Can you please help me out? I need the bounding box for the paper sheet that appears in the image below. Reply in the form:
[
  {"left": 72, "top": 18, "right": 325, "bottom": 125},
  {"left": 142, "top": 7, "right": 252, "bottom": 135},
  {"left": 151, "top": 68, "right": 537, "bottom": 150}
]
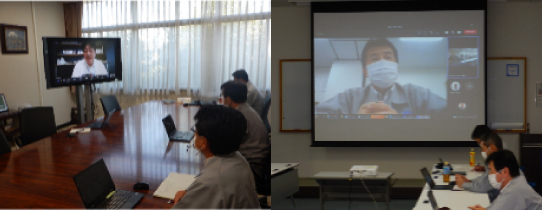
[
  {"left": 70, "top": 128, "right": 91, "bottom": 134},
  {"left": 452, "top": 185, "right": 465, "bottom": 191},
  {"left": 153, "top": 172, "right": 196, "bottom": 200}
]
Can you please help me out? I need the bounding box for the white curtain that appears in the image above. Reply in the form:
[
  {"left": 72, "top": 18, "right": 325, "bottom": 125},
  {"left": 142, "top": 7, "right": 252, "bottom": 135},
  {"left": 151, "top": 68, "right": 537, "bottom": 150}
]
[{"left": 82, "top": 0, "right": 271, "bottom": 98}]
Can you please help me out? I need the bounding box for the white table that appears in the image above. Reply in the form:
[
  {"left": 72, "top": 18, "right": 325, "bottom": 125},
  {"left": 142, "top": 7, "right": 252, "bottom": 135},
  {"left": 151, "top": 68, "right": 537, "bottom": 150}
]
[
  {"left": 271, "top": 163, "right": 300, "bottom": 209},
  {"left": 413, "top": 164, "right": 490, "bottom": 210},
  {"left": 311, "top": 171, "right": 394, "bottom": 210}
]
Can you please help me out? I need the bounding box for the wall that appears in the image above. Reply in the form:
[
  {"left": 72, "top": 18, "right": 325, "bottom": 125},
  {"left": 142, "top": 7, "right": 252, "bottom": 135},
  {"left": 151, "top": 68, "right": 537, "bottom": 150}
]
[
  {"left": 0, "top": 2, "right": 74, "bottom": 125},
  {"left": 271, "top": 3, "right": 539, "bottom": 179}
]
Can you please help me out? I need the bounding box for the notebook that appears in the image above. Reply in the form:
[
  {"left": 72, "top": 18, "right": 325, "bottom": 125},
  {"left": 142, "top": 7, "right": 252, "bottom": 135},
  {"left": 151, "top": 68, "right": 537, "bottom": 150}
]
[
  {"left": 162, "top": 114, "right": 194, "bottom": 142},
  {"left": 421, "top": 167, "right": 454, "bottom": 190},
  {"left": 153, "top": 172, "right": 196, "bottom": 200}
]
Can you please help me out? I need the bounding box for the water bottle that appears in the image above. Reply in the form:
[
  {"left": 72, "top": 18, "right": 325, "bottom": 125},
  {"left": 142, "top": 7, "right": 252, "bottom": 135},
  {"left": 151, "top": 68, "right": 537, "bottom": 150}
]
[{"left": 443, "top": 162, "right": 450, "bottom": 183}]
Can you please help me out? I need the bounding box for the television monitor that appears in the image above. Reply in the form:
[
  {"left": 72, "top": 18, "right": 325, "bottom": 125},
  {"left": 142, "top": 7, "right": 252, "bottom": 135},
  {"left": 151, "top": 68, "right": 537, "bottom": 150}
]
[
  {"left": 42, "top": 37, "right": 122, "bottom": 89},
  {"left": 311, "top": 1, "right": 486, "bottom": 147}
]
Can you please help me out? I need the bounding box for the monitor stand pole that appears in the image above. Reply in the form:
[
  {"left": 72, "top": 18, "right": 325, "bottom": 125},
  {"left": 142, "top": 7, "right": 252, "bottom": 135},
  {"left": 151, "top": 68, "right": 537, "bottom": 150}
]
[{"left": 75, "top": 85, "right": 94, "bottom": 124}]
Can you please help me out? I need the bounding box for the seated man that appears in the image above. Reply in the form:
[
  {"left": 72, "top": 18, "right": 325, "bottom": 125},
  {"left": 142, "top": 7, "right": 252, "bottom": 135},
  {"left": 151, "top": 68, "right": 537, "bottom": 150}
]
[
  {"left": 456, "top": 132, "right": 509, "bottom": 201},
  {"left": 468, "top": 150, "right": 542, "bottom": 210},
  {"left": 172, "top": 105, "right": 260, "bottom": 209},
  {"left": 233, "top": 69, "right": 265, "bottom": 115},
  {"left": 470, "top": 125, "right": 492, "bottom": 171},
  {"left": 315, "top": 38, "right": 446, "bottom": 115},
  {"left": 71, "top": 41, "right": 108, "bottom": 78},
  {"left": 221, "top": 81, "right": 270, "bottom": 189}
]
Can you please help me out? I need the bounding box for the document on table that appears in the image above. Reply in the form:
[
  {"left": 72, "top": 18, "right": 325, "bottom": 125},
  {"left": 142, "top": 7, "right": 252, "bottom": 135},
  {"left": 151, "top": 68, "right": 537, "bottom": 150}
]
[
  {"left": 70, "top": 127, "right": 91, "bottom": 134},
  {"left": 153, "top": 172, "right": 196, "bottom": 200}
]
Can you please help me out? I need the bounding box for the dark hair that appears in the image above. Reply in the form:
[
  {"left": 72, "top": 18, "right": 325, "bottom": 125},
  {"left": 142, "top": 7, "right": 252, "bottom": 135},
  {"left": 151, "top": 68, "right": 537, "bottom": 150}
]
[
  {"left": 482, "top": 132, "right": 503, "bottom": 151},
  {"left": 232, "top": 69, "right": 249, "bottom": 82},
  {"left": 485, "top": 150, "right": 520, "bottom": 177},
  {"left": 361, "top": 38, "right": 399, "bottom": 68},
  {"left": 221, "top": 81, "right": 248, "bottom": 103},
  {"left": 81, "top": 41, "right": 96, "bottom": 51},
  {"left": 194, "top": 105, "right": 247, "bottom": 155},
  {"left": 471, "top": 125, "right": 491, "bottom": 140}
]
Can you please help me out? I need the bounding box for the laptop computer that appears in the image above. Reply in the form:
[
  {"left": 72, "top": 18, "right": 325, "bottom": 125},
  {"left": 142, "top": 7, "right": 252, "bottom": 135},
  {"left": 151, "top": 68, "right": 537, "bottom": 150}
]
[
  {"left": 162, "top": 114, "right": 194, "bottom": 142},
  {"left": 421, "top": 167, "right": 454, "bottom": 190},
  {"left": 87, "top": 109, "right": 116, "bottom": 129},
  {"left": 73, "top": 159, "right": 143, "bottom": 209},
  {"left": 427, "top": 191, "right": 440, "bottom": 210}
]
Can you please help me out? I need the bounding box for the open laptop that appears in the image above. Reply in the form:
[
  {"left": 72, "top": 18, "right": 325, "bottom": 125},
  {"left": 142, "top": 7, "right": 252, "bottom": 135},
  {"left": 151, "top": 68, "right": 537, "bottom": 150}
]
[
  {"left": 73, "top": 159, "right": 143, "bottom": 209},
  {"left": 421, "top": 167, "right": 454, "bottom": 190},
  {"left": 162, "top": 114, "right": 194, "bottom": 142},
  {"left": 87, "top": 109, "right": 116, "bottom": 129},
  {"left": 427, "top": 191, "right": 440, "bottom": 210}
]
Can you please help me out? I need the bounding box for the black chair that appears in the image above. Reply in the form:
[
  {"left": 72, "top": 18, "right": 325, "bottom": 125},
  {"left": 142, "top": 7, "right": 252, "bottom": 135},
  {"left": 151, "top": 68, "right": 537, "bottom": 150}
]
[
  {"left": 0, "top": 130, "right": 11, "bottom": 156},
  {"left": 20, "top": 107, "right": 57, "bottom": 147},
  {"left": 260, "top": 92, "right": 271, "bottom": 133},
  {"left": 100, "top": 95, "right": 121, "bottom": 114}
]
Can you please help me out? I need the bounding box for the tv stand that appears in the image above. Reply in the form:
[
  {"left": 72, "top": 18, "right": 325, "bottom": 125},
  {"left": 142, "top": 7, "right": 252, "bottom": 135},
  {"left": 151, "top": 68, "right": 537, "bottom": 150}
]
[{"left": 75, "top": 84, "right": 94, "bottom": 124}]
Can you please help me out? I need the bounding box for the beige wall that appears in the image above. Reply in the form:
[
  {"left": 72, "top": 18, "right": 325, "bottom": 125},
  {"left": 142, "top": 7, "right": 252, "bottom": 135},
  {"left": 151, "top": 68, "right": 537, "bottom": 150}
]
[
  {"left": 0, "top": 2, "right": 74, "bottom": 125},
  {"left": 271, "top": 3, "right": 541, "bottom": 178}
]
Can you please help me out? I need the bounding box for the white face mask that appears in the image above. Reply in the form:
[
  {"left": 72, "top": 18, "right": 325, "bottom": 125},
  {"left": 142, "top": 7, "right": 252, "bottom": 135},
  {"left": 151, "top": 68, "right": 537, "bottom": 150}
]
[
  {"left": 366, "top": 60, "right": 399, "bottom": 89},
  {"left": 489, "top": 170, "right": 504, "bottom": 190},
  {"left": 481, "top": 152, "right": 487, "bottom": 160}
]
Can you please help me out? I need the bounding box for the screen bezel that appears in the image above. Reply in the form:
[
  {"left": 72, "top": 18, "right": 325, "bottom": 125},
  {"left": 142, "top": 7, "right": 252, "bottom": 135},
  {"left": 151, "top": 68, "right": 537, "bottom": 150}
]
[
  {"left": 310, "top": 1, "right": 486, "bottom": 147},
  {"left": 42, "top": 37, "right": 123, "bottom": 89}
]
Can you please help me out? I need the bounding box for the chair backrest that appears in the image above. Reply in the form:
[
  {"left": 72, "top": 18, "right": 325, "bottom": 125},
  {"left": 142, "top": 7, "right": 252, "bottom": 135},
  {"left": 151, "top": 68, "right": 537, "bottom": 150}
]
[
  {"left": 20, "top": 107, "right": 57, "bottom": 146},
  {"left": 100, "top": 95, "right": 121, "bottom": 114},
  {"left": 260, "top": 92, "right": 271, "bottom": 133},
  {"left": 256, "top": 144, "right": 271, "bottom": 196},
  {"left": 0, "top": 130, "right": 11, "bottom": 156}
]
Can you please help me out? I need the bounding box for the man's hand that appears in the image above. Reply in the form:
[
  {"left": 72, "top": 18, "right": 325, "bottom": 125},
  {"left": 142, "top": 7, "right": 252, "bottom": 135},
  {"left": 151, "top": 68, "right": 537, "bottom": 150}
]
[
  {"left": 173, "top": 190, "right": 187, "bottom": 204},
  {"left": 357, "top": 102, "right": 398, "bottom": 114},
  {"left": 454, "top": 174, "right": 471, "bottom": 188},
  {"left": 468, "top": 204, "right": 486, "bottom": 210}
]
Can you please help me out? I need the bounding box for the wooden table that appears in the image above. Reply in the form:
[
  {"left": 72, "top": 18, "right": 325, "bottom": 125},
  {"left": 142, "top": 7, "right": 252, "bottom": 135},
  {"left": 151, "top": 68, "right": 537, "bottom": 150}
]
[{"left": 0, "top": 101, "right": 203, "bottom": 208}]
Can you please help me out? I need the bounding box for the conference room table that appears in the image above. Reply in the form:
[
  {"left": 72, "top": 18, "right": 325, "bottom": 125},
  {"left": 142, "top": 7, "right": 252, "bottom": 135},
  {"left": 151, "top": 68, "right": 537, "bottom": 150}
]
[
  {"left": 0, "top": 101, "right": 202, "bottom": 208},
  {"left": 412, "top": 164, "right": 491, "bottom": 210}
]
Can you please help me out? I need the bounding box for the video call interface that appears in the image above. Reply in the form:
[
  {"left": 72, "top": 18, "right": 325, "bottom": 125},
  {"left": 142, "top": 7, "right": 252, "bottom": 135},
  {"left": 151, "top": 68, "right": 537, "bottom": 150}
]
[
  {"left": 50, "top": 40, "right": 117, "bottom": 84},
  {"left": 313, "top": 10, "right": 486, "bottom": 142}
]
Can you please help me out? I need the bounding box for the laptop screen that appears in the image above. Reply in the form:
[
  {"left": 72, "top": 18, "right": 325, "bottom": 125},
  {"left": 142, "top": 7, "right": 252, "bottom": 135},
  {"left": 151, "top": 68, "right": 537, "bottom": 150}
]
[
  {"left": 427, "top": 191, "right": 439, "bottom": 210},
  {"left": 73, "top": 159, "right": 116, "bottom": 208},
  {"left": 162, "top": 115, "right": 177, "bottom": 135},
  {"left": 421, "top": 167, "right": 436, "bottom": 188}
]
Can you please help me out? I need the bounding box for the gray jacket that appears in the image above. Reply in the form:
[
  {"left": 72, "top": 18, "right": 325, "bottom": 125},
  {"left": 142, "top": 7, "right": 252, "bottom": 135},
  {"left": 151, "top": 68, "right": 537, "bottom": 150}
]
[
  {"left": 487, "top": 175, "right": 542, "bottom": 210},
  {"left": 172, "top": 152, "right": 260, "bottom": 209},
  {"left": 246, "top": 81, "right": 264, "bottom": 115},
  {"left": 315, "top": 83, "right": 446, "bottom": 115},
  {"left": 237, "top": 103, "right": 270, "bottom": 167}
]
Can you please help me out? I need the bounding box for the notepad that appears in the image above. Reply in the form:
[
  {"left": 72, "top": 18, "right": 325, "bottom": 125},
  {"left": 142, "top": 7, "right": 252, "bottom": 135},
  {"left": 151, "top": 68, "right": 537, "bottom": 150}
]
[
  {"left": 452, "top": 185, "right": 465, "bottom": 191},
  {"left": 153, "top": 172, "right": 196, "bottom": 200},
  {"left": 69, "top": 127, "right": 91, "bottom": 134}
]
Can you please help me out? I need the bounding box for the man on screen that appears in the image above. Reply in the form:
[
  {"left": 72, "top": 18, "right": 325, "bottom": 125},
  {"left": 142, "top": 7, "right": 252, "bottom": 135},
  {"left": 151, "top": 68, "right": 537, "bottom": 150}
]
[
  {"left": 315, "top": 38, "right": 446, "bottom": 115},
  {"left": 71, "top": 42, "right": 108, "bottom": 78}
]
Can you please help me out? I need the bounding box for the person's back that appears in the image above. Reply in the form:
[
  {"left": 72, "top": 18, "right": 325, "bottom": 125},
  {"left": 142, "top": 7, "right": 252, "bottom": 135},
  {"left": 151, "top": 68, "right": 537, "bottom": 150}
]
[
  {"left": 237, "top": 102, "right": 270, "bottom": 165},
  {"left": 246, "top": 81, "right": 264, "bottom": 114},
  {"left": 172, "top": 152, "right": 260, "bottom": 209}
]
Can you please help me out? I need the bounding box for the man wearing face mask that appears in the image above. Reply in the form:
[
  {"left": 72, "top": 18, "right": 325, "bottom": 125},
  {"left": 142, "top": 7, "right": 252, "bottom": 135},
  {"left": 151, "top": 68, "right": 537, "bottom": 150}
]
[
  {"left": 172, "top": 105, "right": 260, "bottom": 209},
  {"left": 456, "top": 133, "right": 505, "bottom": 197},
  {"left": 471, "top": 125, "right": 492, "bottom": 171},
  {"left": 468, "top": 150, "right": 542, "bottom": 210},
  {"left": 315, "top": 38, "right": 446, "bottom": 115}
]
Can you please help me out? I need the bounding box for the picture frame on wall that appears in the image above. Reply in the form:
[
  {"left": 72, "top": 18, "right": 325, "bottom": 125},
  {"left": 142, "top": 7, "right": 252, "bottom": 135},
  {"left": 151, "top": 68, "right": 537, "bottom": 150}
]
[
  {"left": 0, "top": 94, "right": 8, "bottom": 113},
  {"left": 0, "top": 24, "right": 29, "bottom": 54}
]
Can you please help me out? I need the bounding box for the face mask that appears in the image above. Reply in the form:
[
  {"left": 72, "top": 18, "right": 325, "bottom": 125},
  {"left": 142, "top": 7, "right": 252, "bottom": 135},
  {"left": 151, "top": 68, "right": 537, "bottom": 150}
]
[
  {"left": 489, "top": 170, "right": 504, "bottom": 190},
  {"left": 366, "top": 60, "right": 399, "bottom": 89},
  {"left": 481, "top": 152, "right": 487, "bottom": 160}
]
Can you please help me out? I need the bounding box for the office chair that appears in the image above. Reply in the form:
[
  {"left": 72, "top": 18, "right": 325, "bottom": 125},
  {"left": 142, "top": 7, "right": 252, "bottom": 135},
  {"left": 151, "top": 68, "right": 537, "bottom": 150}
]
[
  {"left": 100, "top": 95, "right": 121, "bottom": 114},
  {"left": 0, "top": 130, "right": 11, "bottom": 156},
  {"left": 20, "top": 107, "right": 57, "bottom": 147},
  {"left": 260, "top": 92, "right": 271, "bottom": 133}
]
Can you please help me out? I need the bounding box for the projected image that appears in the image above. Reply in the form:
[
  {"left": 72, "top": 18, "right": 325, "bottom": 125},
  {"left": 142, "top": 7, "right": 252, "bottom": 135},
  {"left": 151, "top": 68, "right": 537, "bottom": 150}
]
[
  {"left": 314, "top": 37, "right": 448, "bottom": 116},
  {"left": 448, "top": 37, "right": 479, "bottom": 78}
]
